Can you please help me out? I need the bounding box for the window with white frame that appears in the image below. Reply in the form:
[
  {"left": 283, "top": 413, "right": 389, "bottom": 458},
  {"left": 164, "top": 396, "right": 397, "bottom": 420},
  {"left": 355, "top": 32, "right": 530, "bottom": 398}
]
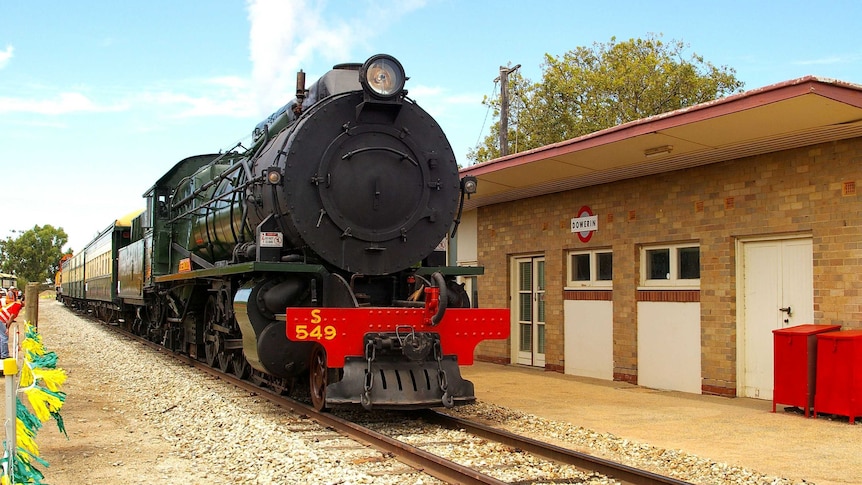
[
  {"left": 640, "top": 243, "right": 700, "bottom": 287},
  {"left": 566, "top": 249, "right": 613, "bottom": 288}
]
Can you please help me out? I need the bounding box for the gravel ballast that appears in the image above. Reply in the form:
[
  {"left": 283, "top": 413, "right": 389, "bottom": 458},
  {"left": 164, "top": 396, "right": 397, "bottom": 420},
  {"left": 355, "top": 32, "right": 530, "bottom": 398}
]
[{"left": 6, "top": 299, "right": 825, "bottom": 484}]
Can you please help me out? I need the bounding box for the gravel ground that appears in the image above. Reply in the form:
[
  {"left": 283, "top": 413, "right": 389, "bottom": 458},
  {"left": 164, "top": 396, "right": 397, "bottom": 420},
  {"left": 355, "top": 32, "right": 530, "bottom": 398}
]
[{"left": 4, "top": 298, "right": 814, "bottom": 484}]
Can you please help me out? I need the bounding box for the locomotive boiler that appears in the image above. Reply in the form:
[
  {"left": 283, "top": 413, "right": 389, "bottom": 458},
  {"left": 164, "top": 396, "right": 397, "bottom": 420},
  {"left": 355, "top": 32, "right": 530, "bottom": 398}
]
[{"left": 63, "top": 54, "right": 509, "bottom": 410}]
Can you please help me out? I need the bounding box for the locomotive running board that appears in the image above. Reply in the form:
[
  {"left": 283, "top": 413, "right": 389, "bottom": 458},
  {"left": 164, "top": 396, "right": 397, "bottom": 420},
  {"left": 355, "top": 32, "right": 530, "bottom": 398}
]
[{"left": 155, "top": 261, "right": 327, "bottom": 283}]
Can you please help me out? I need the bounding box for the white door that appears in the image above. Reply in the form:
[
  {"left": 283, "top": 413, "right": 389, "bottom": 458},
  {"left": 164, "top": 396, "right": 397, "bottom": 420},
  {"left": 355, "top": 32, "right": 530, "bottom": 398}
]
[
  {"left": 740, "top": 237, "right": 813, "bottom": 399},
  {"left": 513, "top": 256, "right": 545, "bottom": 367}
]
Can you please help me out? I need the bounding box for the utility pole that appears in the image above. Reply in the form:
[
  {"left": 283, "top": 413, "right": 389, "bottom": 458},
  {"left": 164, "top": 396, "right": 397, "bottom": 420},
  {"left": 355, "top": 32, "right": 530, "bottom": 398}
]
[{"left": 497, "top": 64, "right": 520, "bottom": 157}]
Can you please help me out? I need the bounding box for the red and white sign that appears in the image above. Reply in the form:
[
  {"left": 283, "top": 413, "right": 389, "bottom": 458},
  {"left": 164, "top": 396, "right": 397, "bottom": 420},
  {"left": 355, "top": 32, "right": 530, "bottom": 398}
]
[
  {"left": 259, "top": 232, "right": 283, "bottom": 248},
  {"left": 571, "top": 206, "right": 598, "bottom": 243}
]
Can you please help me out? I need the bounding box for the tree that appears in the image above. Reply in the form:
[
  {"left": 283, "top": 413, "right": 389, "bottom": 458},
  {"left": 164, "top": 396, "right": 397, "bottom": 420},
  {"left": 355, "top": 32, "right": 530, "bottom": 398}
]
[
  {"left": 0, "top": 225, "right": 69, "bottom": 285},
  {"left": 468, "top": 34, "right": 745, "bottom": 163}
]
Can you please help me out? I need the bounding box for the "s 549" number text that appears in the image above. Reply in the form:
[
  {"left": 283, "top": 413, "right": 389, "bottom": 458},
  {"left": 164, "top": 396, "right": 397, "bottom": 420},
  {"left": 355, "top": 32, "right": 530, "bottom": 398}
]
[{"left": 294, "top": 324, "right": 336, "bottom": 341}]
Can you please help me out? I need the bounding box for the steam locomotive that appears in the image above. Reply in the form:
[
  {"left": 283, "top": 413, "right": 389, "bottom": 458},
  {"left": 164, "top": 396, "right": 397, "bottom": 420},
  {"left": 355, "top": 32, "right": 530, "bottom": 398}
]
[{"left": 59, "top": 54, "right": 509, "bottom": 410}]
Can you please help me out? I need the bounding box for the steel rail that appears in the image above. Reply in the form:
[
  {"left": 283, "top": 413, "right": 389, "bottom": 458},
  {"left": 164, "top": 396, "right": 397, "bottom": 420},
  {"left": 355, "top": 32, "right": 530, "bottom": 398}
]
[
  {"left": 114, "top": 326, "right": 691, "bottom": 485},
  {"left": 421, "top": 410, "right": 693, "bottom": 485},
  {"left": 124, "top": 333, "right": 508, "bottom": 485}
]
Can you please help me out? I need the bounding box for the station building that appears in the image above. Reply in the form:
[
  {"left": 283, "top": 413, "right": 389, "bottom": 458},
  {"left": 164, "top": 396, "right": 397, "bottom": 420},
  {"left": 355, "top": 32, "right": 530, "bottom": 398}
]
[{"left": 457, "top": 76, "right": 862, "bottom": 400}]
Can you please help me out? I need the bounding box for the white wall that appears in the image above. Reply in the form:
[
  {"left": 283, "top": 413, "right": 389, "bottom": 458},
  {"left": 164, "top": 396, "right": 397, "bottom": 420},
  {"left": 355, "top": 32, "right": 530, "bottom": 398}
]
[
  {"left": 455, "top": 210, "right": 478, "bottom": 266},
  {"left": 637, "top": 301, "right": 701, "bottom": 393},
  {"left": 564, "top": 300, "right": 614, "bottom": 380}
]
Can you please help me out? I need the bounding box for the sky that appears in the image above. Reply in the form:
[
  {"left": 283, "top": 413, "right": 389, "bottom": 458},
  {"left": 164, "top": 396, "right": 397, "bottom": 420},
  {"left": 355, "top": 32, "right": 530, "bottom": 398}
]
[{"left": 2, "top": 0, "right": 862, "bottom": 254}]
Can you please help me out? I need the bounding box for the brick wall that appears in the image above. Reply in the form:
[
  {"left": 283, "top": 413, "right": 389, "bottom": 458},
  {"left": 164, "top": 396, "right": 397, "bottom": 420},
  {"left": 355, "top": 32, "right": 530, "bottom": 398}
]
[{"left": 474, "top": 137, "right": 862, "bottom": 392}]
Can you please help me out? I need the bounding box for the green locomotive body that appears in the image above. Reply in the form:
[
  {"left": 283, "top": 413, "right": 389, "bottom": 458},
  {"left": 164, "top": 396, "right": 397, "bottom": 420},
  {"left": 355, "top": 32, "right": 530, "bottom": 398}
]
[{"left": 59, "top": 55, "right": 509, "bottom": 410}]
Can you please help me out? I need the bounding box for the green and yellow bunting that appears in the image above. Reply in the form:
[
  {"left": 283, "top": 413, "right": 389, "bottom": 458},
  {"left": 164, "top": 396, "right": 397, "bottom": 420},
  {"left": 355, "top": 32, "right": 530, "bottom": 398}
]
[{"left": 2, "top": 322, "right": 67, "bottom": 484}]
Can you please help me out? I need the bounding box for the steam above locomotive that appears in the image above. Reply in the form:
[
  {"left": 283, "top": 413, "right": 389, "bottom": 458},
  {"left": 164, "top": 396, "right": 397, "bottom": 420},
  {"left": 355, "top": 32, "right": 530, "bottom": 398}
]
[{"left": 60, "top": 54, "right": 508, "bottom": 410}]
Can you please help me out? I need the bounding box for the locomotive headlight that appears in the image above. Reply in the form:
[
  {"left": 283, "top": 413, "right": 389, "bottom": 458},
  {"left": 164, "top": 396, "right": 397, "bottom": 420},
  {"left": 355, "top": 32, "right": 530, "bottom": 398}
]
[
  {"left": 266, "top": 167, "right": 282, "bottom": 185},
  {"left": 360, "top": 54, "right": 405, "bottom": 99},
  {"left": 461, "top": 176, "right": 478, "bottom": 195}
]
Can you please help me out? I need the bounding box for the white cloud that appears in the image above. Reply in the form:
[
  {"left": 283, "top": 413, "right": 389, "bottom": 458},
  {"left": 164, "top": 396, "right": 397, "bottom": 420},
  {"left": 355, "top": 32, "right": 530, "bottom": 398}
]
[
  {"left": 407, "top": 84, "right": 485, "bottom": 119},
  {"left": 408, "top": 85, "right": 444, "bottom": 98},
  {"left": 1, "top": 0, "right": 432, "bottom": 121},
  {"left": 246, "top": 0, "right": 351, "bottom": 114},
  {"left": 0, "top": 91, "right": 126, "bottom": 115},
  {"left": 793, "top": 54, "right": 862, "bottom": 66},
  {"left": 245, "top": 0, "right": 426, "bottom": 115},
  {"left": 136, "top": 75, "right": 258, "bottom": 118},
  {"left": 0, "top": 45, "right": 13, "bottom": 69},
  {"left": 444, "top": 93, "right": 485, "bottom": 105},
  {"left": 206, "top": 76, "right": 250, "bottom": 90},
  {"left": 139, "top": 91, "right": 256, "bottom": 119},
  {"left": 0, "top": 74, "right": 258, "bottom": 119}
]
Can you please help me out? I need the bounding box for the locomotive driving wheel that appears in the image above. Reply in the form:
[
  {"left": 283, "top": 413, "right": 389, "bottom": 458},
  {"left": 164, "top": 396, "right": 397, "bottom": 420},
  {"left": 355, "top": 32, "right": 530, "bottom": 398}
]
[
  {"left": 269, "top": 377, "right": 294, "bottom": 396},
  {"left": 309, "top": 345, "right": 328, "bottom": 411},
  {"left": 144, "top": 296, "right": 165, "bottom": 343},
  {"left": 203, "top": 297, "right": 220, "bottom": 367},
  {"left": 231, "top": 353, "right": 251, "bottom": 379},
  {"left": 216, "top": 351, "right": 232, "bottom": 373},
  {"left": 131, "top": 308, "right": 144, "bottom": 337},
  {"left": 144, "top": 296, "right": 163, "bottom": 329}
]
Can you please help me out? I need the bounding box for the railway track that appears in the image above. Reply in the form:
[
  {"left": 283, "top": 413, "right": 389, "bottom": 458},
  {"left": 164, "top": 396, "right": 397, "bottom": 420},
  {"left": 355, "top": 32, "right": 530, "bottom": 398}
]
[
  {"left": 113, "top": 323, "right": 690, "bottom": 485},
  {"left": 418, "top": 410, "right": 691, "bottom": 485}
]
